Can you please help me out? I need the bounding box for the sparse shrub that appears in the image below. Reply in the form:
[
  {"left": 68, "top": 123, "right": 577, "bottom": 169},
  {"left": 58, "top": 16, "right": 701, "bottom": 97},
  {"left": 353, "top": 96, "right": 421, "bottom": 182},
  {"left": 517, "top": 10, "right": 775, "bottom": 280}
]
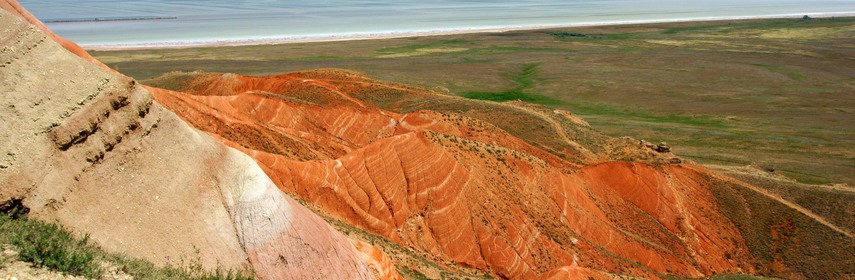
[
  {"left": 1, "top": 215, "right": 103, "bottom": 278},
  {"left": 397, "top": 265, "right": 430, "bottom": 280},
  {"left": 549, "top": 32, "right": 588, "bottom": 39}
]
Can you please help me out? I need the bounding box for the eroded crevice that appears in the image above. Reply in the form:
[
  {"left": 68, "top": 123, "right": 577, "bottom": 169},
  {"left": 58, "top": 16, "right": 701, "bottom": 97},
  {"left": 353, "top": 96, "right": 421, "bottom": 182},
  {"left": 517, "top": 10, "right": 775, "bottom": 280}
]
[
  {"left": 55, "top": 122, "right": 98, "bottom": 151},
  {"left": 111, "top": 95, "right": 129, "bottom": 110},
  {"left": 0, "top": 197, "right": 30, "bottom": 219}
]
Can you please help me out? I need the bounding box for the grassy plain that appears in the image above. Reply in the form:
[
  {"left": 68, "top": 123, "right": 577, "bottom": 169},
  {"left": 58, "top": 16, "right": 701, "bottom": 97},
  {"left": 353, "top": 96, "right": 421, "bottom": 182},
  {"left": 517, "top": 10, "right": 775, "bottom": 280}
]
[{"left": 92, "top": 17, "right": 855, "bottom": 185}]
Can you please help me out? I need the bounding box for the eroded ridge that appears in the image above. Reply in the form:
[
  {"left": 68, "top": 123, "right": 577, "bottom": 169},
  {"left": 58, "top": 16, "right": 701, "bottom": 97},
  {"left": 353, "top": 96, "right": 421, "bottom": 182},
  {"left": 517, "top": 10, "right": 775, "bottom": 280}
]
[{"left": 150, "top": 70, "right": 765, "bottom": 279}]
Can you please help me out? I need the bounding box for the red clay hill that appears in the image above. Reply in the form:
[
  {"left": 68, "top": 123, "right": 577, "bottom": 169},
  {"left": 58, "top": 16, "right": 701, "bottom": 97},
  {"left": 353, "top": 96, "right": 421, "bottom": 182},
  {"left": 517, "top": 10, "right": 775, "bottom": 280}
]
[
  {"left": 3, "top": 0, "right": 853, "bottom": 278},
  {"left": 147, "top": 70, "right": 854, "bottom": 279}
]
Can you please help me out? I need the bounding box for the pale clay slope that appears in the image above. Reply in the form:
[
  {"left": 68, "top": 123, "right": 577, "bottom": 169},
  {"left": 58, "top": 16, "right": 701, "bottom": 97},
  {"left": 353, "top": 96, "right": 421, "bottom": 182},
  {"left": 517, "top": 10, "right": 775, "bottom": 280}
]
[{"left": 0, "top": 8, "right": 376, "bottom": 280}]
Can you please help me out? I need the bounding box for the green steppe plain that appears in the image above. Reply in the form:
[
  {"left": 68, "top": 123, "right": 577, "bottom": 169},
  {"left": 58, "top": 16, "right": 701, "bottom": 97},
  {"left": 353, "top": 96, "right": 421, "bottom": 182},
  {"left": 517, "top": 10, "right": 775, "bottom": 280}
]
[{"left": 93, "top": 17, "right": 855, "bottom": 185}]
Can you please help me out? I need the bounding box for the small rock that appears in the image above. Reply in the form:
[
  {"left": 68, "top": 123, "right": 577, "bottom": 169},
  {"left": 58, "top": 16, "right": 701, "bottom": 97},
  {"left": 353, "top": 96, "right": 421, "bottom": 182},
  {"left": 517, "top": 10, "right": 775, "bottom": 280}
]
[
  {"left": 668, "top": 157, "right": 682, "bottom": 164},
  {"left": 655, "top": 142, "right": 671, "bottom": 153},
  {"left": 640, "top": 139, "right": 656, "bottom": 149},
  {"left": 750, "top": 163, "right": 775, "bottom": 173}
]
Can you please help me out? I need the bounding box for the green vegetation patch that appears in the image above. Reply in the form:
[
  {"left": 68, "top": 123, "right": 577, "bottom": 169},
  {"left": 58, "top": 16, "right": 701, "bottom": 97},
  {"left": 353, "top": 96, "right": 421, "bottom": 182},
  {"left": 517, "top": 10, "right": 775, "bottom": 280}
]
[
  {"left": 549, "top": 31, "right": 589, "bottom": 38},
  {"left": 465, "top": 45, "right": 573, "bottom": 54},
  {"left": 1, "top": 215, "right": 103, "bottom": 278},
  {"left": 662, "top": 23, "right": 733, "bottom": 35},
  {"left": 550, "top": 31, "right": 638, "bottom": 41},
  {"left": 663, "top": 16, "right": 855, "bottom": 35},
  {"left": 0, "top": 211, "right": 253, "bottom": 280},
  {"left": 462, "top": 63, "right": 564, "bottom": 105},
  {"left": 750, "top": 64, "right": 806, "bottom": 81},
  {"left": 376, "top": 39, "right": 472, "bottom": 54}
]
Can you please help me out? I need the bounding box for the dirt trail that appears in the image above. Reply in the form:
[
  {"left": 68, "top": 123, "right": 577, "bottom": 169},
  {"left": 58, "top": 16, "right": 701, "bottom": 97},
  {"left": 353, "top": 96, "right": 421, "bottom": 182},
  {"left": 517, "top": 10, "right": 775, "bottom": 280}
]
[
  {"left": 337, "top": 77, "right": 601, "bottom": 161},
  {"left": 312, "top": 77, "right": 598, "bottom": 160},
  {"left": 689, "top": 165, "right": 854, "bottom": 239},
  {"left": 498, "top": 102, "right": 598, "bottom": 160}
]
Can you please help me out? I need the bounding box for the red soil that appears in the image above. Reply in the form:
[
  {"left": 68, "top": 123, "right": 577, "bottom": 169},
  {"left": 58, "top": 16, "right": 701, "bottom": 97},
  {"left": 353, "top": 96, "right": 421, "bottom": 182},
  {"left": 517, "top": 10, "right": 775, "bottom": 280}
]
[{"left": 150, "top": 71, "right": 757, "bottom": 279}]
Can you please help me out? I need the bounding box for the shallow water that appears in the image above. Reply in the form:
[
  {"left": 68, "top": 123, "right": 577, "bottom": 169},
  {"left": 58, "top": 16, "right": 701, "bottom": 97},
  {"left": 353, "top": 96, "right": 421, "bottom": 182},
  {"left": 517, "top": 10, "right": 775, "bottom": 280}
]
[{"left": 18, "top": 0, "right": 855, "bottom": 46}]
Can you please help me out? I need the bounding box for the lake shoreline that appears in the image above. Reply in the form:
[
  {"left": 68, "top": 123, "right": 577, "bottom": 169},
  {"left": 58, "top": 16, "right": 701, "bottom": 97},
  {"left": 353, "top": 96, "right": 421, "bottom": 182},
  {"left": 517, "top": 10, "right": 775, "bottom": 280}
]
[{"left": 83, "top": 11, "right": 854, "bottom": 51}]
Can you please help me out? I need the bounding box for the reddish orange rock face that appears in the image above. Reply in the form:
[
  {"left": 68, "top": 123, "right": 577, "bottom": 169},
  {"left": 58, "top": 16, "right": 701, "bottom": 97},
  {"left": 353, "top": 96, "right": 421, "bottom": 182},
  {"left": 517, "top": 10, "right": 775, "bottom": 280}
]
[{"left": 150, "top": 71, "right": 756, "bottom": 279}]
